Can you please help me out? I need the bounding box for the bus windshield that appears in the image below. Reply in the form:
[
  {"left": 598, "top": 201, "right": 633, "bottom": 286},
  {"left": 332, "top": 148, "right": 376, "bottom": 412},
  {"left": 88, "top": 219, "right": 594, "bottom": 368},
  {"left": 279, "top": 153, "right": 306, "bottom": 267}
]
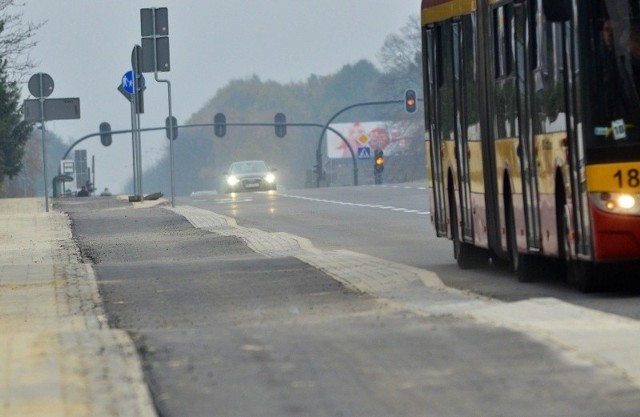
[{"left": 589, "top": 0, "right": 640, "bottom": 146}]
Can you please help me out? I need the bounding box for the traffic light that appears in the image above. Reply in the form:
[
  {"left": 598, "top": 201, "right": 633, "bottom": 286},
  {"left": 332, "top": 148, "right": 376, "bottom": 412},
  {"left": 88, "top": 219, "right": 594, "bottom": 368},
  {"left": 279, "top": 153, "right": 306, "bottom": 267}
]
[
  {"left": 374, "top": 149, "right": 384, "bottom": 173},
  {"left": 274, "top": 112, "right": 286, "bottom": 138},
  {"left": 165, "top": 116, "right": 178, "bottom": 140},
  {"left": 99, "top": 122, "right": 112, "bottom": 146},
  {"left": 404, "top": 89, "right": 417, "bottom": 113},
  {"left": 214, "top": 112, "right": 226, "bottom": 138}
]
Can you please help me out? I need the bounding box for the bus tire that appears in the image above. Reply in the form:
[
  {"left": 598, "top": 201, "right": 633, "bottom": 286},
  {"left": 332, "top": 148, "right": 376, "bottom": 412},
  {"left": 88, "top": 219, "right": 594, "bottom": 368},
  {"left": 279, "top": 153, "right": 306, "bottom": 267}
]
[
  {"left": 517, "top": 254, "right": 539, "bottom": 282},
  {"left": 457, "top": 240, "right": 489, "bottom": 269},
  {"left": 450, "top": 193, "right": 487, "bottom": 269},
  {"left": 506, "top": 198, "right": 537, "bottom": 282},
  {"left": 568, "top": 260, "right": 601, "bottom": 292}
]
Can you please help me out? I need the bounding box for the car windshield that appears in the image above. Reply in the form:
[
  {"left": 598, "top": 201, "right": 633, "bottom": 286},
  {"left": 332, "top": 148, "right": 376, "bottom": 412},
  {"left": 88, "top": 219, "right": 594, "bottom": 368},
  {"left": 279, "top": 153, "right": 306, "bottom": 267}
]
[{"left": 229, "top": 161, "right": 268, "bottom": 175}]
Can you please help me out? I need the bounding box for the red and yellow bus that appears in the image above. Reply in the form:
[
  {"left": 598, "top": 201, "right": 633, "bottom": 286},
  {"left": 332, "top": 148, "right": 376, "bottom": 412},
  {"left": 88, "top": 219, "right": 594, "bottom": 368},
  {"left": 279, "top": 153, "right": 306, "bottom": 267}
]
[{"left": 421, "top": 0, "right": 640, "bottom": 290}]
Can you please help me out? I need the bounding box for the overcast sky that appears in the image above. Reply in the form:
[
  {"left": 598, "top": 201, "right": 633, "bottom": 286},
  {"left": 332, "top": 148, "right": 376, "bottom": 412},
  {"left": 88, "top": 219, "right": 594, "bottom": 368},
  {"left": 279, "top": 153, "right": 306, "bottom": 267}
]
[{"left": 19, "top": 0, "right": 418, "bottom": 194}]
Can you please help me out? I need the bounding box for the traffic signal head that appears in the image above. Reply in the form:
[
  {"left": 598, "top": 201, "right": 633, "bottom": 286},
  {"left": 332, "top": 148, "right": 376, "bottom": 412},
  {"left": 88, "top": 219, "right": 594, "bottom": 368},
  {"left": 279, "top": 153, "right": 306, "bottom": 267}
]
[
  {"left": 99, "top": 122, "right": 112, "bottom": 146},
  {"left": 374, "top": 149, "right": 384, "bottom": 172},
  {"left": 274, "top": 112, "right": 286, "bottom": 138},
  {"left": 214, "top": 112, "right": 226, "bottom": 138},
  {"left": 404, "top": 89, "right": 417, "bottom": 113},
  {"left": 165, "top": 116, "right": 178, "bottom": 140}
]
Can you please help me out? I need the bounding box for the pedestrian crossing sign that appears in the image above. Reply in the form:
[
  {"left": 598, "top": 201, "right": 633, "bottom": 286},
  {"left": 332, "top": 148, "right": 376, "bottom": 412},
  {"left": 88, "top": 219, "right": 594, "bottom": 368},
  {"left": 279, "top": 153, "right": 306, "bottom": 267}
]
[{"left": 358, "top": 146, "right": 371, "bottom": 159}]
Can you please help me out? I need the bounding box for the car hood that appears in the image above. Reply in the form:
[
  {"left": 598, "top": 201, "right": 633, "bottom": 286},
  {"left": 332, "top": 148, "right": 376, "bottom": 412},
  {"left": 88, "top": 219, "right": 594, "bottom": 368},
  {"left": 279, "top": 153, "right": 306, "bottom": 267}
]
[{"left": 231, "top": 172, "right": 269, "bottom": 179}]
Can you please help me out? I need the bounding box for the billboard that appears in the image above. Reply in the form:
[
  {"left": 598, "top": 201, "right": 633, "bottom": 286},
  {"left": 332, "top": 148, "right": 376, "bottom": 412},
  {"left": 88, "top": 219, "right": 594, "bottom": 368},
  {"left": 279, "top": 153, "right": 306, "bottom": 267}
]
[{"left": 326, "top": 121, "right": 410, "bottom": 159}]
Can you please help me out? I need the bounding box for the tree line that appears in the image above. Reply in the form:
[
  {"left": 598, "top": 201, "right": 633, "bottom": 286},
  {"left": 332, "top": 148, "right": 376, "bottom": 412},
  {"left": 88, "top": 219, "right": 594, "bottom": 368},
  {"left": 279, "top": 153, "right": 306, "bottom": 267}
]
[
  {"left": 0, "top": 10, "right": 422, "bottom": 197},
  {"left": 141, "top": 16, "right": 424, "bottom": 195}
]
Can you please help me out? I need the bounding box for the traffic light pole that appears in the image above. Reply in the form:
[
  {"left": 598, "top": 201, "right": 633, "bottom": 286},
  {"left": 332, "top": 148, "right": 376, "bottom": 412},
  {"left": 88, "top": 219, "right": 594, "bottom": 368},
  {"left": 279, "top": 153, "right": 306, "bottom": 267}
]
[
  {"left": 315, "top": 99, "right": 402, "bottom": 188},
  {"left": 156, "top": 77, "right": 175, "bottom": 207},
  {"left": 60, "top": 121, "right": 360, "bottom": 194}
]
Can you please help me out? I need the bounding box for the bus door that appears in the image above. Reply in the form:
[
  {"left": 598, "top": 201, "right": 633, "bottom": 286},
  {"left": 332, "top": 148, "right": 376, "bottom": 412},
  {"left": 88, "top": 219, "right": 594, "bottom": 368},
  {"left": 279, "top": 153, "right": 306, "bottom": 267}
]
[
  {"left": 425, "top": 26, "right": 448, "bottom": 237},
  {"left": 561, "top": 2, "right": 590, "bottom": 257},
  {"left": 453, "top": 20, "right": 474, "bottom": 241},
  {"left": 514, "top": 2, "right": 542, "bottom": 252}
]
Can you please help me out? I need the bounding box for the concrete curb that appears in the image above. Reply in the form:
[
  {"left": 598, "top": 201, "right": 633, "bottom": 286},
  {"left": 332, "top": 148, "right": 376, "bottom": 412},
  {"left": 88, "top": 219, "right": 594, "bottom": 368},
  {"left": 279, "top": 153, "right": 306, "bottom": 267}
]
[
  {"left": 0, "top": 198, "right": 157, "bottom": 417},
  {"left": 168, "top": 204, "right": 640, "bottom": 389}
]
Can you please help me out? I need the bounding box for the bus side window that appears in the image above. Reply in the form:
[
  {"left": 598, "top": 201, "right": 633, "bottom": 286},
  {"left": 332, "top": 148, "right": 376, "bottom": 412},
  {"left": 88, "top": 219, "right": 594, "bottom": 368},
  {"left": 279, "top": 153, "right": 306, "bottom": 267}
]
[
  {"left": 423, "top": 26, "right": 436, "bottom": 139},
  {"left": 542, "top": 0, "right": 571, "bottom": 23},
  {"left": 494, "top": 5, "right": 514, "bottom": 78},
  {"left": 436, "top": 25, "right": 444, "bottom": 89}
]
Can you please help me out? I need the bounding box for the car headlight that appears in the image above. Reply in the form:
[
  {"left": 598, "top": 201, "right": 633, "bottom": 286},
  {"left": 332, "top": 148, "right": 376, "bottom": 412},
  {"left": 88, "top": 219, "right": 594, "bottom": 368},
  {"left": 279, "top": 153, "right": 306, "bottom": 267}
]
[
  {"left": 264, "top": 173, "right": 275, "bottom": 183},
  {"left": 227, "top": 175, "right": 239, "bottom": 186},
  {"left": 590, "top": 192, "right": 640, "bottom": 215}
]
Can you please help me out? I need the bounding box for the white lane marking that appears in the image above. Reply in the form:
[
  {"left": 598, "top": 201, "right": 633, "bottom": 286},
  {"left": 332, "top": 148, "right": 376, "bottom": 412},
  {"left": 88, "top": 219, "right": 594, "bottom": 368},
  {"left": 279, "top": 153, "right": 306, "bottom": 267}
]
[
  {"left": 215, "top": 197, "right": 253, "bottom": 204},
  {"left": 373, "top": 184, "right": 427, "bottom": 191},
  {"left": 278, "top": 193, "right": 430, "bottom": 215}
]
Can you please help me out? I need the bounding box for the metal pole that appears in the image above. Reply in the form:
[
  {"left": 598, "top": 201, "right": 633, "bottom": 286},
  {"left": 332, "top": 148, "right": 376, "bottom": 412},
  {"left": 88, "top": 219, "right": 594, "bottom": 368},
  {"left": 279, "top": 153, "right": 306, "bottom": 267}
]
[
  {"left": 57, "top": 121, "right": 363, "bottom": 192},
  {"left": 40, "top": 120, "right": 48, "bottom": 211},
  {"left": 39, "top": 73, "right": 49, "bottom": 212},
  {"left": 315, "top": 99, "right": 403, "bottom": 187},
  {"left": 136, "top": 107, "right": 143, "bottom": 199},
  {"left": 152, "top": 7, "right": 176, "bottom": 208},
  {"left": 152, "top": 78, "right": 175, "bottom": 207},
  {"left": 167, "top": 81, "right": 176, "bottom": 208},
  {"left": 130, "top": 95, "right": 138, "bottom": 196},
  {"left": 132, "top": 47, "right": 144, "bottom": 201},
  {"left": 92, "top": 155, "right": 95, "bottom": 194}
]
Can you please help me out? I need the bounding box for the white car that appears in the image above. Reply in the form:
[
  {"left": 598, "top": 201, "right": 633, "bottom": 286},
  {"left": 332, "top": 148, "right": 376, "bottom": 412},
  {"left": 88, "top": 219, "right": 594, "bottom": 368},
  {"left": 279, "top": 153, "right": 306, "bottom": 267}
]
[{"left": 224, "top": 160, "right": 277, "bottom": 193}]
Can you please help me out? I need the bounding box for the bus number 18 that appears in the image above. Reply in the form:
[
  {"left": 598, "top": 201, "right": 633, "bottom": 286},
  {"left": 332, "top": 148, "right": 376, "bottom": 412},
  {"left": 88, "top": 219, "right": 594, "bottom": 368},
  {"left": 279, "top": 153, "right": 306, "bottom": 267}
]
[{"left": 614, "top": 169, "right": 640, "bottom": 188}]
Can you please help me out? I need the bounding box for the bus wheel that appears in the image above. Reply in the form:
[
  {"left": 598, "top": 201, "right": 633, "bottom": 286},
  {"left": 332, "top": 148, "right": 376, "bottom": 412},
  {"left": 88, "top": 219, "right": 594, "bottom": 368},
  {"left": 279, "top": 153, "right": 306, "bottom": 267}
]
[
  {"left": 456, "top": 240, "right": 489, "bottom": 269},
  {"left": 568, "top": 260, "right": 601, "bottom": 292},
  {"left": 557, "top": 203, "right": 570, "bottom": 279},
  {"left": 450, "top": 198, "right": 487, "bottom": 269},
  {"left": 506, "top": 200, "right": 537, "bottom": 282}
]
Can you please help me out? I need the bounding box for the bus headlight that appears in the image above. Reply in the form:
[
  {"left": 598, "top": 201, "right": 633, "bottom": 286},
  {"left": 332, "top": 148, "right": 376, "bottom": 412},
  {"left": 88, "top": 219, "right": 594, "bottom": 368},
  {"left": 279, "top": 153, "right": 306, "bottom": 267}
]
[
  {"left": 226, "top": 175, "right": 240, "bottom": 186},
  {"left": 264, "top": 172, "right": 276, "bottom": 184},
  {"left": 591, "top": 192, "right": 640, "bottom": 214}
]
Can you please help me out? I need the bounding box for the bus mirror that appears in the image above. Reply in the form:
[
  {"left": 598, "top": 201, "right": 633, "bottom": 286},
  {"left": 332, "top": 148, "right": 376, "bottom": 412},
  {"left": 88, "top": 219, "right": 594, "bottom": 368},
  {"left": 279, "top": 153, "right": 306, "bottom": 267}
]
[{"left": 542, "top": 0, "right": 572, "bottom": 23}]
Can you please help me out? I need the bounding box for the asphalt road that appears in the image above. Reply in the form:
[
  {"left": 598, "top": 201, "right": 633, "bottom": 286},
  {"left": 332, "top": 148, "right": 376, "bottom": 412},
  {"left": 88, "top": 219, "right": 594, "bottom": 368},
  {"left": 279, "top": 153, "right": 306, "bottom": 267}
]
[
  {"left": 185, "top": 183, "right": 640, "bottom": 321},
  {"left": 57, "top": 196, "right": 640, "bottom": 417}
]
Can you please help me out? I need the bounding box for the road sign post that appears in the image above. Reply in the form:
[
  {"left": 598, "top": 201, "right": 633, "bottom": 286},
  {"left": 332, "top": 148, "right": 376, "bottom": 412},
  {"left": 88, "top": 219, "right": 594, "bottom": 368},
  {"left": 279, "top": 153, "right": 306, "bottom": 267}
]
[
  {"left": 141, "top": 7, "right": 175, "bottom": 207},
  {"left": 24, "top": 72, "right": 80, "bottom": 212}
]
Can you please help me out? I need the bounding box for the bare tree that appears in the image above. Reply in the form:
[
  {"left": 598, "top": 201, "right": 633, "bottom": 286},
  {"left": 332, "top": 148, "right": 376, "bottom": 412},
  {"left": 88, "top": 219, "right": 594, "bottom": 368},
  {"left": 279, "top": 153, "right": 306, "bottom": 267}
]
[
  {"left": 377, "top": 15, "right": 422, "bottom": 93},
  {"left": 0, "top": 0, "right": 45, "bottom": 81}
]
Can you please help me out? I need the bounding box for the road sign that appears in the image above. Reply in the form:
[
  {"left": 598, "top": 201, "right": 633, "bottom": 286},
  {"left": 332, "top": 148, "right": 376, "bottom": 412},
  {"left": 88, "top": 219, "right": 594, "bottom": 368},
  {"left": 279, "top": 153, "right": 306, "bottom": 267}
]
[
  {"left": 117, "top": 84, "right": 133, "bottom": 102},
  {"left": 23, "top": 98, "right": 80, "bottom": 122},
  {"left": 358, "top": 146, "right": 371, "bottom": 159},
  {"left": 141, "top": 7, "right": 169, "bottom": 36},
  {"left": 122, "top": 70, "right": 135, "bottom": 94},
  {"left": 28, "top": 73, "right": 54, "bottom": 98},
  {"left": 357, "top": 133, "right": 369, "bottom": 145},
  {"left": 121, "top": 70, "right": 145, "bottom": 95},
  {"left": 141, "top": 37, "right": 170, "bottom": 72},
  {"left": 60, "top": 160, "right": 75, "bottom": 175},
  {"left": 141, "top": 7, "right": 170, "bottom": 73}
]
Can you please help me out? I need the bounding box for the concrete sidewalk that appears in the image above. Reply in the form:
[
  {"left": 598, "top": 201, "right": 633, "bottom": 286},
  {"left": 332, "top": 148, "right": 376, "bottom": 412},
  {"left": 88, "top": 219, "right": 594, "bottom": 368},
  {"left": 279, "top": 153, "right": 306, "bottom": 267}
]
[{"left": 0, "top": 198, "right": 157, "bottom": 417}]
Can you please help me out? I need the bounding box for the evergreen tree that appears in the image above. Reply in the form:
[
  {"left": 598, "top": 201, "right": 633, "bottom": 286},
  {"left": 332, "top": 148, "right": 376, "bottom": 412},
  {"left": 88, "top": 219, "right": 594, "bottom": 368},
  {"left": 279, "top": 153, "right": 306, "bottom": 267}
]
[{"left": 0, "top": 54, "right": 31, "bottom": 186}]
